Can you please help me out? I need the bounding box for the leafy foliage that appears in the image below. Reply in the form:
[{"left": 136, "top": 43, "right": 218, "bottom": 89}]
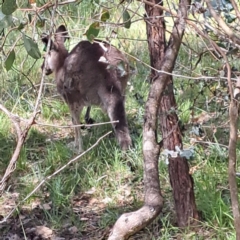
[
  {"left": 101, "top": 9, "right": 110, "bottom": 22},
  {"left": 2, "top": 0, "right": 17, "bottom": 15}
]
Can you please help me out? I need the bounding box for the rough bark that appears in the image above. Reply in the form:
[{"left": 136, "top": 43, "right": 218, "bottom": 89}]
[
  {"left": 146, "top": 0, "right": 199, "bottom": 227},
  {"left": 160, "top": 82, "right": 199, "bottom": 226},
  {"left": 228, "top": 98, "right": 240, "bottom": 240}
]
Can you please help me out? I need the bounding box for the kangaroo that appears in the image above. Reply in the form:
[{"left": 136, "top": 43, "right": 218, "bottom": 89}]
[{"left": 41, "top": 25, "right": 132, "bottom": 153}]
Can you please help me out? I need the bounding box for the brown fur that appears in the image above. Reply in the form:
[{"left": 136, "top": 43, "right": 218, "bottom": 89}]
[{"left": 41, "top": 25, "right": 132, "bottom": 152}]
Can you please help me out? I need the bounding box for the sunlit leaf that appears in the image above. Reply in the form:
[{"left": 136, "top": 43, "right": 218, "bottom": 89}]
[
  {"left": 85, "top": 22, "right": 100, "bottom": 42},
  {"left": 101, "top": 9, "right": 110, "bottom": 22},
  {"left": 2, "top": 0, "right": 17, "bottom": 15},
  {"left": 5, "top": 50, "right": 15, "bottom": 71},
  {"left": 123, "top": 10, "right": 131, "bottom": 29},
  {"left": 23, "top": 34, "right": 41, "bottom": 59},
  {"left": 36, "top": 19, "right": 45, "bottom": 28}
]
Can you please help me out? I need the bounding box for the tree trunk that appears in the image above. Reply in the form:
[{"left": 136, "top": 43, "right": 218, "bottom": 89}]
[
  {"left": 228, "top": 98, "right": 240, "bottom": 240},
  {"left": 145, "top": 0, "right": 199, "bottom": 227},
  {"left": 109, "top": 0, "right": 198, "bottom": 238},
  {"left": 160, "top": 81, "right": 199, "bottom": 226}
]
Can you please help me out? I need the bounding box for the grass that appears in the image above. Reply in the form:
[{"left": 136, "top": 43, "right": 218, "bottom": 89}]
[{"left": 0, "top": 2, "right": 238, "bottom": 239}]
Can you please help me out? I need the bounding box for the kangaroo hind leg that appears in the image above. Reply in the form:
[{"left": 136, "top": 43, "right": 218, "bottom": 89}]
[
  {"left": 69, "top": 103, "right": 84, "bottom": 153},
  {"left": 104, "top": 91, "right": 132, "bottom": 150}
]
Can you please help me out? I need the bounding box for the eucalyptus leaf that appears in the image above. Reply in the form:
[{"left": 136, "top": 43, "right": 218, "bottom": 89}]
[
  {"left": 224, "top": 13, "right": 236, "bottom": 23},
  {"left": 18, "top": 20, "right": 28, "bottom": 30},
  {"left": 123, "top": 10, "right": 131, "bottom": 29},
  {"left": 0, "top": 10, "right": 13, "bottom": 31},
  {"left": 101, "top": 9, "right": 110, "bottom": 22},
  {"left": 0, "top": 11, "right": 5, "bottom": 21},
  {"left": 5, "top": 50, "right": 15, "bottom": 71},
  {"left": 36, "top": 19, "right": 45, "bottom": 28},
  {"left": 23, "top": 35, "right": 41, "bottom": 59},
  {"left": 2, "top": 0, "right": 17, "bottom": 15},
  {"left": 85, "top": 22, "right": 100, "bottom": 42}
]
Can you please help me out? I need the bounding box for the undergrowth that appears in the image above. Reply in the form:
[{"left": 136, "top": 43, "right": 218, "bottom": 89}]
[{"left": 0, "top": 2, "right": 238, "bottom": 240}]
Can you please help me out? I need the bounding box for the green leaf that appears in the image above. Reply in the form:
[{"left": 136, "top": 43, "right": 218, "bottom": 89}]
[
  {"left": 123, "top": 10, "right": 131, "bottom": 29},
  {"left": 5, "top": 50, "right": 15, "bottom": 71},
  {"left": 28, "top": 13, "right": 32, "bottom": 23},
  {"left": 23, "top": 35, "right": 41, "bottom": 59},
  {"left": 101, "top": 9, "right": 110, "bottom": 22},
  {"left": 224, "top": 13, "right": 236, "bottom": 23},
  {"left": 2, "top": 0, "right": 17, "bottom": 15},
  {"left": 0, "top": 10, "right": 13, "bottom": 31},
  {"left": 36, "top": 19, "right": 45, "bottom": 28},
  {"left": 85, "top": 22, "right": 100, "bottom": 42},
  {"left": 18, "top": 20, "right": 28, "bottom": 30}
]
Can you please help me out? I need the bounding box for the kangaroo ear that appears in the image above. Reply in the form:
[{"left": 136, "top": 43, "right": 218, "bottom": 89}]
[
  {"left": 55, "top": 25, "right": 69, "bottom": 43},
  {"left": 41, "top": 35, "right": 53, "bottom": 51},
  {"left": 41, "top": 35, "right": 49, "bottom": 45}
]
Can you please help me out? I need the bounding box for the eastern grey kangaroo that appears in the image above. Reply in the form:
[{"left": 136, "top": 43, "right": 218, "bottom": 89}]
[{"left": 41, "top": 25, "right": 132, "bottom": 152}]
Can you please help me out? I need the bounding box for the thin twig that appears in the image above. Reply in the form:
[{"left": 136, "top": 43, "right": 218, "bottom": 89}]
[{"left": 34, "top": 120, "right": 119, "bottom": 128}]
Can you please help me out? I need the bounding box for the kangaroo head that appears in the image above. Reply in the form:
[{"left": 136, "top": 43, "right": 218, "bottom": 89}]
[{"left": 41, "top": 25, "right": 69, "bottom": 75}]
